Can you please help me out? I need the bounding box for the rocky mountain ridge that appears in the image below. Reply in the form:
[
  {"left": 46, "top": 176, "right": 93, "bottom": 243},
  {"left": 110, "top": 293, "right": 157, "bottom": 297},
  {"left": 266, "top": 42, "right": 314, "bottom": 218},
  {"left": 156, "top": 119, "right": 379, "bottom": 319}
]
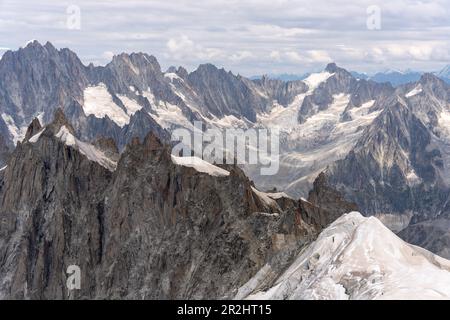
[
  {"left": 2, "top": 41, "right": 450, "bottom": 267},
  {"left": 0, "top": 110, "right": 353, "bottom": 299}
]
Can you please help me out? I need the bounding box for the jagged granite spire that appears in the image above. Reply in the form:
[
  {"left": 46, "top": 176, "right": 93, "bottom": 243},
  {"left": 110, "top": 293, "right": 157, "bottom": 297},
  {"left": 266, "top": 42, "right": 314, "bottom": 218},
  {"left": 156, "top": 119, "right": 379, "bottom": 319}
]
[{"left": 23, "top": 118, "right": 42, "bottom": 142}]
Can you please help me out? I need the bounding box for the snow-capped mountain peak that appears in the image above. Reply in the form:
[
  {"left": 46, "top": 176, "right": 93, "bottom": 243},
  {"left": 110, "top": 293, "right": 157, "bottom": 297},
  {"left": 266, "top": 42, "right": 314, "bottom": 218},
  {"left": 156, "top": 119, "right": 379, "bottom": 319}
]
[{"left": 238, "top": 212, "right": 450, "bottom": 300}]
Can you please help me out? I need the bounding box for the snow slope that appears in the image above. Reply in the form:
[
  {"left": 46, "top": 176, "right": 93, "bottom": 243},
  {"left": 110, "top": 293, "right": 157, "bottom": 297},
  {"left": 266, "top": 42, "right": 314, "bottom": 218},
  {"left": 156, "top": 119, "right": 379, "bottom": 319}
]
[
  {"left": 406, "top": 84, "right": 423, "bottom": 98},
  {"left": 303, "top": 72, "right": 334, "bottom": 93},
  {"left": 171, "top": 155, "right": 230, "bottom": 177},
  {"left": 55, "top": 126, "right": 117, "bottom": 171},
  {"left": 237, "top": 212, "right": 450, "bottom": 300},
  {"left": 252, "top": 93, "right": 380, "bottom": 197},
  {"left": 1, "top": 113, "right": 28, "bottom": 145},
  {"left": 28, "top": 128, "right": 45, "bottom": 143},
  {"left": 83, "top": 83, "right": 131, "bottom": 127}
]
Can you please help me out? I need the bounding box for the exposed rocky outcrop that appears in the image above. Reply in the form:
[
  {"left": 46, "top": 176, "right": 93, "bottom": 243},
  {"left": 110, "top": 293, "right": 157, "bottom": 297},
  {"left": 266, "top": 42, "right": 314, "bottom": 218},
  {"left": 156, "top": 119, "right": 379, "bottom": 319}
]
[
  {"left": 0, "top": 113, "right": 353, "bottom": 299},
  {"left": 305, "top": 173, "right": 359, "bottom": 229}
]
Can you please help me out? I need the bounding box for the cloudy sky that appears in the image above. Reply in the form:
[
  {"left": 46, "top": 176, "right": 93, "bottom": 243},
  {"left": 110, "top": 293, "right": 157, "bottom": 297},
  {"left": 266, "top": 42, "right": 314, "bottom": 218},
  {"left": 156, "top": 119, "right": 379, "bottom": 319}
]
[{"left": 1, "top": 0, "right": 449, "bottom": 76}]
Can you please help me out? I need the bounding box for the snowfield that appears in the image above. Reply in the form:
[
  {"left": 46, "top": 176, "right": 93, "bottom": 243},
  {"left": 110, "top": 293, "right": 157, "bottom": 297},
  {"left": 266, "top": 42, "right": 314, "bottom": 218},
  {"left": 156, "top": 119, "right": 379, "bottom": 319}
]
[
  {"left": 1, "top": 113, "right": 28, "bottom": 145},
  {"left": 55, "top": 126, "right": 117, "bottom": 171},
  {"left": 171, "top": 155, "right": 230, "bottom": 177},
  {"left": 303, "top": 71, "right": 334, "bottom": 93},
  {"left": 236, "top": 212, "right": 450, "bottom": 300},
  {"left": 83, "top": 83, "right": 131, "bottom": 127},
  {"left": 406, "top": 84, "right": 423, "bottom": 98}
]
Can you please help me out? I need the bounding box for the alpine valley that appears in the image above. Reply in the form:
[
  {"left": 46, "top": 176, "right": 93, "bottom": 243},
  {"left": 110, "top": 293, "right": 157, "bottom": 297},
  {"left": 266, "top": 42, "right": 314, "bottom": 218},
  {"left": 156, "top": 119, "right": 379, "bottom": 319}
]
[{"left": 1, "top": 41, "right": 450, "bottom": 299}]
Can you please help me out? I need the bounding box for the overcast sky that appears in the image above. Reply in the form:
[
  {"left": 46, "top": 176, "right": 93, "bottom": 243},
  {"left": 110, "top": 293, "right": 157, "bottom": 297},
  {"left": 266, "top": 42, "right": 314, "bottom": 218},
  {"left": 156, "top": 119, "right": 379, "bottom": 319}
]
[{"left": 1, "top": 0, "right": 449, "bottom": 76}]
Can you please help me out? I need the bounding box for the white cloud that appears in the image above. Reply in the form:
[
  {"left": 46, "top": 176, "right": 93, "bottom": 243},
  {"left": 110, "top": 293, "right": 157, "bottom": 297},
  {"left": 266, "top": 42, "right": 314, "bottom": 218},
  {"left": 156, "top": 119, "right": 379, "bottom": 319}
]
[
  {"left": 102, "top": 51, "right": 115, "bottom": 61},
  {"left": 285, "top": 51, "right": 304, "bottom": 63},
  {"left": 272, "top": 50, "right": 332, "bottom": 65},
  {"left": 269, "top": 50, "right": 281, "bottom": 61},
  {"left": 307, "top": 50, "right": 332, "bottom": 63},
  {"left": 1, "top": 0, "right": 450, "bottom": 74},
  {"left": 166, "top": 35, "right": 223, "bottom": 61}
]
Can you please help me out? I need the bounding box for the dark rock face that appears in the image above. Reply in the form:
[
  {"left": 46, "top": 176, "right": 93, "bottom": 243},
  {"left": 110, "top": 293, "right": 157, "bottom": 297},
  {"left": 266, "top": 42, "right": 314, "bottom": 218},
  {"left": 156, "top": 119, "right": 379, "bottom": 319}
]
[
  {"left": 0, "top": 41, "right": 89, "bottom": 125},
  {"left": 120, "top": 110, "right": 170, "bottom": 149},
  {"left": 305, "top": 173, "right": 359, "bottom": 229},
  {"left": 398, "top": 219, "right": 450, "bottom": 259},
  {"left": 186, "top": 64, "right": 266, "bottom": 122},
  {"left": 23, "top": 118, "right": 43, "bottom": 142},
  {"left": 250, "top": 75, "right": 308, "bottom": 107},
  {"left": 0, "top": 135, "right": 11, "bottom": 167},
  {"left": 94, "top": 137, "right": 120, "bottom": 163},
  {"left": 0, "top": 114, "right": 353, "bottom": 299},
  {"left": 0, "top": 120, "right": 112, "bottom": 299}
]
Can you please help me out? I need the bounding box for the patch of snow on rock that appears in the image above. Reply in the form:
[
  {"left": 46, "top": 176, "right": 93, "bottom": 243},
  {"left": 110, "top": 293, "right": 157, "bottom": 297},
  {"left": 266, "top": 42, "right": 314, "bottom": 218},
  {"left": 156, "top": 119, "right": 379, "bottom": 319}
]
[
  {"left": 28, "top": 129, "right": 45, "bottom": 143},
  {"left": 406, "top": 85, "right": 423, "bottom": 98},
  {"left": 164, "top": 72, "right": 183, "bottom": 82},
  {"left": 117, "top": 95, "right": 142, "bottom": 115},
  {"left": 1, "top": 114, "right": 27, "bottom": 145},
  {"left": 303, "top": 72, "right": 334, "bottom": 93},
  {"left": 83, "top": 83, "right": 130, "bottom": 127},
  {"left": 55, "top": 126, "right": 117, "bottom": 170},
  {"left": 171, "top": 155, "right": 230, "bottom": 177}
]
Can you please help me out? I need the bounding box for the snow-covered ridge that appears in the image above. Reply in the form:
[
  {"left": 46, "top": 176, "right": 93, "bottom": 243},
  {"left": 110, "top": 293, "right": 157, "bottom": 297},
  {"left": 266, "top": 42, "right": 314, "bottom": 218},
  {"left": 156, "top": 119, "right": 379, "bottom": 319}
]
[
  {"left": 237, "top": 212, "right": 450, "bottom": 300},
  {"left": 55, "top": 126, "right": 117, "bottom": 171},
  {"left": 28, "top": 128, "right": 45, "bottom": 143},
  {"left": 406, "top": 84, "right": 422, "bottom": 98},
  {"left": 26, "top": 125, "right": 117, "bottom": 171},
  {"left": 171, "top": 155, "right": 230, "bottom": 177},
  {"left": 251, "top": 186, "right": 291, "bottom": 206}
]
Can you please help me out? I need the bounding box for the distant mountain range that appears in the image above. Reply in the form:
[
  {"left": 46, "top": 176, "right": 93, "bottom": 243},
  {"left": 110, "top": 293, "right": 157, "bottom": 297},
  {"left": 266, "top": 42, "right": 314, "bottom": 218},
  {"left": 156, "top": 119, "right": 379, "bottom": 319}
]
[
  {"left": 256, "top": 66, "right": 450, "bottom": 86},
  {"left": 250, "top": 73, "right": 310, "bottom": 82},
  {"left": 2, "top": 41, "right": 450, "bottom": 299}
]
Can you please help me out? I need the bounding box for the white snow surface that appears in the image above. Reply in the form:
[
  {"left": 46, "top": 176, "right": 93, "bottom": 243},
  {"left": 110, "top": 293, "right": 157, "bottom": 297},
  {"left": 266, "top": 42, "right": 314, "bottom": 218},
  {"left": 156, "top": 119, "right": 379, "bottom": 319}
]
[
  {"left": 1, "top": 113, "right": 27, "bottom": 145},
  {"left": 250, "top": 93, "right": 379, "bottom": 198},
  {"left": 257, "top": 94, "right": 307, "bottom": 132},
  {"left": 117, "top": 95, "right": 143, "bottom": 115},
  {"left": 28, "top": 129, "right": 45, "bottom": 143},
  {"left": 142, "top": 89, "right": 194, "bottom": 130},
  {"left": 239, "top": 212, "right": 450, "bottom": 300},
  {"left": 251, "top": 94, "right": 380, "bottom": 197},
  {"left": 302, "top": 72, "right": 334, "bottom": 93},
  {"left": 83, "top": 83, "right": 130, "bottom": 127},
  {"left": 164, "top": 72, "right": 183, "bottom": 82},
  {"left": 257, "top": 71, "right": 331, "bottom": 131},
  {"left": 55, "top": 126, "right": 117, "bottom": 171},
  {"left": 406, "top": 85, "right": 423, "bottom": 98},
  {"left": 171, "top": 155, "right": 230, "bottom": 177}
]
